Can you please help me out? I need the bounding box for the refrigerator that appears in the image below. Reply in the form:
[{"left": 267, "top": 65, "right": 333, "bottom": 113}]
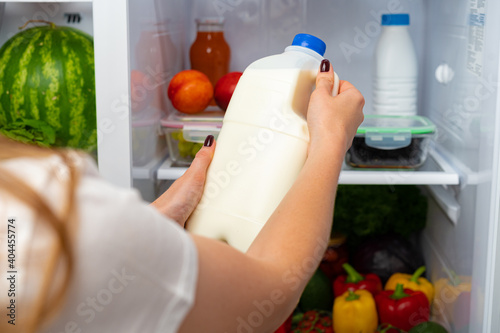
[{"left": 0, "top": 0, "right": 499, "bottom": 332}]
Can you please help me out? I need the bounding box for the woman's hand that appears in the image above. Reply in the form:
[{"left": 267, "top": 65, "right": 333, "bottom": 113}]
[
  {"left": 307, "top": 59, "right": 365, "bottom": 156},
  {"left": 151, "top": 135, "right": 215, "bottom": 227}
]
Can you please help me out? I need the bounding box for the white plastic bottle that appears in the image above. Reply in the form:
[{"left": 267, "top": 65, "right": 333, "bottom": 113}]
[
  {"left": 186, "top": 34, "right": 339, "bottom": 252},
  {"left": 372, "top": 13, "right": 418, "bottom": 115}
]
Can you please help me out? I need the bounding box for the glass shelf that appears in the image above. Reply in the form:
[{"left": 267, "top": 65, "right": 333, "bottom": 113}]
[{"left": 156, "top": 147, "right": 460, "bottom": 185}]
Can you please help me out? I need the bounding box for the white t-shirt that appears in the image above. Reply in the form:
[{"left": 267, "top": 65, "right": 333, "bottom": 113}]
[{"left": 0, "top": 153, "right": 198, "bottom": 333}]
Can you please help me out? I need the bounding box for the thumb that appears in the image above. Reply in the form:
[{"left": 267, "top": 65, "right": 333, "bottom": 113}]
[
  {"left": 186, "top": 135, "right": 216, "bottom": 177},
  {"left": 315, "top": 59, "right": 335, "bottom": 96}
]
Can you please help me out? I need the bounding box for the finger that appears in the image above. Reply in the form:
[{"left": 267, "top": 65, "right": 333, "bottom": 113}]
[
  {"left": 337, "top": 80, "right": 357, "bottom": 94},
  {"left": 315, "top": 59, "right": 335, "bottom": 96},
  {"left": 337, "top": 80, "right": 364, "bottom": 108},
  {"left": 336, "top": 80, "right": 366, "bottom": 110},
  {"left": 186, "top": 135, "right": 216, "bottom": 177}
]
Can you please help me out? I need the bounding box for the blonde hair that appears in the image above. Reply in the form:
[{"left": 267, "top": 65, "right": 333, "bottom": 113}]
[{"left": 0, "top": 135, "right": 80, "bottom": 332}]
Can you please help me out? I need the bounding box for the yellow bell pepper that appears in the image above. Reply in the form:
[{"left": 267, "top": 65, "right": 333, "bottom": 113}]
[
  {"left": 434, "top": 272, "right": 471, "bottom": 325},
  {"left": 333, "top": 289, "right": 378, "bottom": 333},
  {"left": 385, "top": 266, "right": 434, "bottom": 305},
  {"left": 434, "top": 272, "right": 471, "bottom": 304}
]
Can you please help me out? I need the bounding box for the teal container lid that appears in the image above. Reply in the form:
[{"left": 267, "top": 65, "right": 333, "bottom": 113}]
[{"left": 356, "top": 115, "right": 436, "bottom": 135}]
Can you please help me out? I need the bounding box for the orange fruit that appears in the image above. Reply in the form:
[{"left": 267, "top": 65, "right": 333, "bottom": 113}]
[{"left": 167, "top": 70, "right": 213, "bottom": 114}]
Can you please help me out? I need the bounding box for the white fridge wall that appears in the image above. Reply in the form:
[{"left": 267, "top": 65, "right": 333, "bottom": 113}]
[
  {"left": 422, "top": 0, "right": 477, "bottom": 330},
  {"left": 471, "top": 0, "right": 500, "bottom": 330},
  {"left": 423, "top": 0, "right": 487, "bottom": 170},
  {"left": 422, "top": 0, "right": 500, "bottom": 332}
]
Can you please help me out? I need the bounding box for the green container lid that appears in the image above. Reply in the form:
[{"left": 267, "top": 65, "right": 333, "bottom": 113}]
[
  {"left": 355, "top": 115, "right": 436, "bottom": 150},
  {"left": 356, "top": 115, "right": 436, "bottom": 135}
]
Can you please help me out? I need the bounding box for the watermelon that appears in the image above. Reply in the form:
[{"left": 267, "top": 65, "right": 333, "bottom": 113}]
[{"left": 0, "top": 21, "right": 96, "bottom": 151}]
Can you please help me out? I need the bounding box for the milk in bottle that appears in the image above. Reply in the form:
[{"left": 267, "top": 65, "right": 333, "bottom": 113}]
[
  {"left": 186, "top": 34, "right": 339, "bottom": 252},
  {"left": 372, "top": 14, "right": 418, "bottom": 115}
]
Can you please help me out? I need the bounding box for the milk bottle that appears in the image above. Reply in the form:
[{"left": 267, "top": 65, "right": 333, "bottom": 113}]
[
  {"left": 186, "top": 34, "right": 339, "bottom": 252},
  {"left": 372, "top": 13, "right": 418, "bottom": 115}
]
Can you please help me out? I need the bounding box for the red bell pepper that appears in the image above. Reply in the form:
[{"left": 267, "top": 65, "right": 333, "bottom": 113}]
[
  {"left": 333, "top": 263, "right": 382, "bottom": 297},
  {"left": 375, "top": 283, "right": 430, "bottom": 331}
]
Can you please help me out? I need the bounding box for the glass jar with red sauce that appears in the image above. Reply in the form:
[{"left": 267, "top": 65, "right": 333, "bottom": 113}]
[{"left": 189, "top": 17, "right": 230, "bottom": 95}]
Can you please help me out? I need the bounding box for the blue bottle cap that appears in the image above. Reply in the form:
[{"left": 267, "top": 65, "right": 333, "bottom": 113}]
[
  {"left": 381, "top": 14, "right": 410, "bottom": 26},
  {"left": 291, "top": 33, "right": 326, "bottom": 56}
]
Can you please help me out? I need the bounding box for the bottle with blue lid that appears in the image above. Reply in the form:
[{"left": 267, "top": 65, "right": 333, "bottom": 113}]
[
  {"left": 373, "top": 13, "right": 418, "bottom": 116},
  {"left": 187, "top": 33, "right": 339, "bottom": 252}
]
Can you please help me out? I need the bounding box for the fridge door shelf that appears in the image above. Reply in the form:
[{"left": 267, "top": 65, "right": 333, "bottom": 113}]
[
  {"left": 156, "top": 146, "right": 460, "bottom": 185},
  {"left": 426, "top": 184, "right": 460, "bottom": 225}
]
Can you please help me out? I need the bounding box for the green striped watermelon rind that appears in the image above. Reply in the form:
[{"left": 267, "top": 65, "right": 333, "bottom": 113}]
[
  {"left": 0, "top": 24, "right": 97, "bottom": 151},
  {"left": 0, "top": 118, "right": 55, "bottom": 147}
]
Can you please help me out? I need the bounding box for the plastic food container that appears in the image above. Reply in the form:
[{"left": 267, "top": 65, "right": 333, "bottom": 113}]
[
  {"left": 346, "top": 115, "right": 436, "bottom": 169},
  {"left": 132, "top": 107, "right": 162, "bottom": 167},
  {"left": 161, "top": 111, "right": 223, "bottom": 165}
]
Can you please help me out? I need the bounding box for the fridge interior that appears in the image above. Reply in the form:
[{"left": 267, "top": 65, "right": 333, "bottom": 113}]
[
  {"left": 132, "top": 1, "right": 500, "bottom": 331},
  {"left": 1, "top": 0, "right": 499, "bottom": 332}
]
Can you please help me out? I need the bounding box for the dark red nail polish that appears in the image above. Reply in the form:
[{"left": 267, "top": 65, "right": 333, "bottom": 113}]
[
  {"left": 320, "top": 59, "right": 330, "bottom": 72},
  {"left": 204, "top": 135, "right": 214, "bottom": 147}
]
